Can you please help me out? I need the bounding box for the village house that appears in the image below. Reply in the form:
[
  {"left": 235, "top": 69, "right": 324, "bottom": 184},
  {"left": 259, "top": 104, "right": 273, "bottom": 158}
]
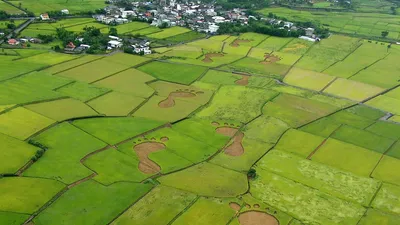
[
  {"left": 108, "top": 40, "right": 123, "bottom": 49},
  {"left": 212, "top": 16, "right": 226, "bottom": 24},
  {"left": 305, "top": 27, "right": 315, "bottom": 37},
  {"left": 7, "top": 39, "right": 19, "bottom": 45},
  {"left": 64, "top": 42, "right": 76, "bottom": 51},
  {"left": 61, "top": 9, "right": 69, "bottom": 14},
  {"left": 40, "top": 13, "right": 50, "bottom": 20},
  {"left": 109, "top": 35, "right": 122, "bottom": 42}
]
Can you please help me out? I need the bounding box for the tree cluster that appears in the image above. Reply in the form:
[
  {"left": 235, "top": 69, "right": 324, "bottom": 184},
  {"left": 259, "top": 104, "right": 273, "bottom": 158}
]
[
  {"left": 214, "top": 0, "right": 270, "bottom": 10},
  {"left": 37, "top": 34, "right": 54, "bottom": 43},
  {"left": 28, "top": 140, "right": 48, "bottom": 162},
  {"left": 56, "top": 26, "right": 113, "bottom": 53},
  {"left": 217, "top": 21, "right": 305, "bottom": 37}
]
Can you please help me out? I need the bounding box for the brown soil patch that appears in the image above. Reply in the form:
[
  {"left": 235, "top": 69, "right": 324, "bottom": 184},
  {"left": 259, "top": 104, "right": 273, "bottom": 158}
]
[
  {"left": 230, "top": 39, "right": 251, "bottom": 47},
  {"left": 235, "top": 75, "right": 249, "bottom": 86},
  {"left": 160, "top": 137, "right": 169, "bottom": 142},
  {"left": 238, "top": 211, "right": 279, "bottom": 225},
  {"left": 253, "top": 204, "right": 260, "bottom": 208},
  {"left": 216, "top": 126, "right": 238, "bottom": 137},
  {"left": 211, "top": 121, "right": 220, "bottom": 126},
  {"left": 245, "top": 204, "right": 251, "bottom": 209},
  {"left": 134, "top": 142, "right": 166, "bottom": 174},
  {"left": 259, "top": 53, "right": 282, "bottom": 65},
  {"left": 224, "top": 132, "right": 244, "bottom": 156},
  {"left": 158, "top": 91, "right": 196, "bottom": 108},
  {"left": 283, "top": 43, "right": 307, "bottom": 52},
  {"left": 230, "top": 202, "right": 241, "bottom": 211},
  {"left": 202, "top": 53, "right": 224, "bottom": 63}
]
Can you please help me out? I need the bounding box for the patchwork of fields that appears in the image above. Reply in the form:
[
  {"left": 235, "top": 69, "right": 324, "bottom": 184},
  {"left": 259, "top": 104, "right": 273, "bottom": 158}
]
[
  {"left": 18, "top": 19, "right": 198, "bottom": 46},
  {"left": 2, "top": 29, "right": 400, "bottom": 225},
  {"left": 258, "top": 7, "right": 400, "bottom": 40}
]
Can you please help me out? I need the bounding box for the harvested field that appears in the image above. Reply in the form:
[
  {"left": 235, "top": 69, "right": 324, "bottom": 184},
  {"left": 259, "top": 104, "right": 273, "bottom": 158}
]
[
  {"left": 202, "top": 53, "right": 224, "bottom": 63},
  {"left": 259, "top": 53, "right": 282, "bottom": 65},
  {"left": 230, "top": 202, "right": 241, "bottom": 211},
  {"left": 158, "top": 91, "right": 197, "bottom": 108},
  {"left": 216, "top": 126, "right": 239, "bottom": 136},
  {"left": 230, "top": 39, "right": 251, "bottom": 47},
  {"left": 224, "top": 132, "right": 244, "bottom": 156},
  {"left": 133, "top": 141, "right": 166, "bottom": 174},
  {"left": 238, "top": 211, "right": 279, "bottom": 225},
  {"left": 235, "top": 75, "right": 249, "bottom": 86}
]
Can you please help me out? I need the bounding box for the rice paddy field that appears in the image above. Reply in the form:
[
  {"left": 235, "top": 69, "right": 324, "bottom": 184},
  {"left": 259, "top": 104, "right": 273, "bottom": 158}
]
[
  {"left": 8, "top": 0, "right": 106, "bottom": 15},
  {"left": 3, "top": 20, "right": 400, "bottom": 225},
  {"left": 258, "top": 7, "right": 400, "bottom": 40}
]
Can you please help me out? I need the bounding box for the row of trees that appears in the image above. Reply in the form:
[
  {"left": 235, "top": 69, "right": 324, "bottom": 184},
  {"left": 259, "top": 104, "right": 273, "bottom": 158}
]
[{"left": 217, "top": 21, "right": 306, "bottom": 38}]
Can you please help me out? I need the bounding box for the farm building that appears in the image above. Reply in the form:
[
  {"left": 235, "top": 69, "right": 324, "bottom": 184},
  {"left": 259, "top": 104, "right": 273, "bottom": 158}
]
[{"left": 40, "top": 13, "right": 50, "bottom": 20}]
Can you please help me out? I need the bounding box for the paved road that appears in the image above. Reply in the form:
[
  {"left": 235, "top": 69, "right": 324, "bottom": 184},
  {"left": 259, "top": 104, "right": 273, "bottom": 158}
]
[{"left": 0, "top": 17, "right": 34, "bottom": 44}]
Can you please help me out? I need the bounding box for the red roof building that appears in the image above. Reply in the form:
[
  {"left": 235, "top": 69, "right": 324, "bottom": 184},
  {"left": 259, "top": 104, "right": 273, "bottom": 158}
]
[
  {"left": 7, "top": 39, "right": 19, "bottom": 45},
  {"left": 66, "top": 42, "right": 76, "bottom": 49}
]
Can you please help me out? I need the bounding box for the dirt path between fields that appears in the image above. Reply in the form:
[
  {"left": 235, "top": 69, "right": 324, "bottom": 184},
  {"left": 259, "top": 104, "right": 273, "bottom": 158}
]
[{"left": 67, "top": 173, "right": 96, "bottom": 189}]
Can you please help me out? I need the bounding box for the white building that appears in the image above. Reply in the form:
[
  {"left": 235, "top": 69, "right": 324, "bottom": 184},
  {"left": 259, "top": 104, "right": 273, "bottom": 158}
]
[
  {"left": 284, "top": 22, "right": 294, "bottom": 28},
  {"left": 299, "top": 36, "right": 318, "bottom": 42},
  {"left": 108, "top": 40, "right": 123, "bottom": 48},
  {"left": 115, "top": 18, "right": 129, "bottom": 24},
  {"left": 208, "top": 24, "right": 219, "bottom": 33},
  {"left": 61, "top": 9, "right": 69, "bottom": 14},
  {"left": 40, "top": 13, "right": 50, "bottom": 20},
  {"left": 305, "top": 28, "right": 315, "bottom": 37},
  {"left": 121, "top": 10, "right": 136, "bottom": 18},
  {"left": 109, "top": 35, "right": 122, "bottom": 41},
  {"left": 80, "top": 44, "right": 91, "bottom": 49},
  {"left": 212, "top": 16, "right": 225, "bottom": 24},
  {"left": 206, "top": 9, "right": 217, "bottom": 16}
]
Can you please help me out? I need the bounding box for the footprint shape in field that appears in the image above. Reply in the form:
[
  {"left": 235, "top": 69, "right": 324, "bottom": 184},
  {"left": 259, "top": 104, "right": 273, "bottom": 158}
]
[
  {"left": 230, "top": 39, "right": 251, "bottom": 47},
  {"left": 229, "top": 202, "right": 279, "bottom": 225},
  {"left": 212, "top": 122, "right": 244, "bottom": 156},
  {"left": 158, "top": 89, "right": 203, "bottom": 108},
  {"left": 235, "top": 75, "right": 249, "bottom": 86},
  {"left": 202, "top": 53, "right": 224, "bottom": 63},
  {"left": 133, "top": 137, "right": 169, "bottom": 174},
  {"left": 259, "top": 52, "right": 282, "bottom": 65}
]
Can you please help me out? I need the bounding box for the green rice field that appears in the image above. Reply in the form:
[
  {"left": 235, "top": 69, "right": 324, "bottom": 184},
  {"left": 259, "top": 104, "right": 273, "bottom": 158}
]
[{"left": 2, "top": 15, "right": 400, "bottom": 224}]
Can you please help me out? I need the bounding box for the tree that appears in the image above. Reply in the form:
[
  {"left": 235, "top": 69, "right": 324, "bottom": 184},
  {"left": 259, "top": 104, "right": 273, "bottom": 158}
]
[
  {"left": 391, "top": 6, "right": 397, "bottom": 15},
  {"left": 247, "top": 168, "right": 257, "bottom": 179},
  {"left": 159, "top": 22, "right": 169, "bottom": 29},
  {"left": 37, "top": 34, "right": 54, "bottom": 43},
  {"left": 54, "top": 45, "right": 61, "bottom": 51},
  {"left": 6, "top": 23, "right": 16, "bottom": 29},
  {"left": 381, "top": 31, "right": 389, "bottom": 38},
  {"left": 109, "top": 27, "right": 118, "bottom": 36}
]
